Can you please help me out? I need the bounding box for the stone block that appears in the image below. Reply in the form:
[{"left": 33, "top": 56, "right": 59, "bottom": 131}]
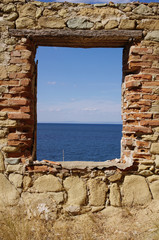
[
  {"left": 0, "top": 66, "right": 7, "bottom": 79},
  {"left": 16, "top": 17, "right": 36, "bottom": 29},
  {"left": 142, "top": 135, "right": 158, "bottom": 141},
  {"left": 2, "top": 146, "right": 19, "bottom": 153},
  {"left": 151, "top": 143, "right": 159, "bottom": 154},
  {"left": 149, "top": 180, "right": 159, "bottom": 200},
  {"left": 64, "top": 176, "right": 86, "bottom": 206},
  {"left": 104, "top": 20, "right": 118, "bottom": 29},
  {"left": 33, "top": 175, "right": 63, "bottom": 192},
  {"left": 145, "top": 31, "right": 159, "bottom": 42},
  {"left": 132, "top": 4, "right": 152, "bottom": 15},
  {"left": 108, "top": 172, "right": 122, "bottom": 182},
  {"left": 23, "top": 175, "right": 32, "bottom": 190},
  {"left": 88, "top": 178, "right": 108, "bottom": 206},
  {"left": 110, "top": 183, "right": 121, "bottom": 207},
  {"left": 119, "top": 19, "right": 136, "bottom": 30},
  {"left": 21, "top": 192, "right": 57, "bottom": 220},
  {"left": 18, "top": 3, "right": 37, "bottom": 18},
  {"left": 4, "top": 12, "right": 18, "bottom": 21},
  {"left": 0, "top": 152, "right": 5, "bottom": 172},
  {"left": 137, "top": 19, "right": 159, "bottom": 30},
  {"left": 7, "top": 164, "right": 23, "bottom": 173},
  {"left": 155, "top": 156, "right": 159, "bottom": 168},
  {"left": 0, "top": 173, "right": 20, "bottom": 207},
  {"left": 5, "top": 158, "right": 20, "bottom": 165},
  {"left": 122, "top": 175, "right": 152, "bottom": 206},
  {"left": 39, "top": 17, "right": 65, "bottom": 29},
  {"left": 67, "top": 17, "right": 93, "bottom": 29},
  {"left": 9, "top": 173, "right": 23, "bottom": 188}
]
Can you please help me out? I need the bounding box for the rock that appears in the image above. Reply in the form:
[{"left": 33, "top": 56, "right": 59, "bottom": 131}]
[
  {"left": 33, "top": 175, "right": 63, "bottom": 192},
  {"left": 0, "top": 87, "right": 7, "bottom": 95},
  {"left": 139, "top": 170, "right": 153, "bottom": 176},
  {"left": 21, "top": 192, "right": 57, "bottom": 220},
  {"left": 139, "top": 164, "right": 150, "bottom": 171},
  {"left": 2, "top": 146, "right": 19, "bottom": 153},
  {"left": 4, "top": 12, "right": 18, "bottom": 21},
  {"left": 8, "top": 64, "right": 22, "bottom": 72},
  {"left": 147, "top": 175, "right": 159, "bottom": 183},
  {"left": 104, "top": 20, "right": 118, "bottom": 29},
  {"left": 151, "top": 143, "right": 159, "bottom": 154},
  {"left": 38, "top": 16, "right": 65, "bottom": 29},
  {"left": 16, "top": 17, "right": 36, "bottom": 29},
  {"left": 94, "top": 22, "right": 103, "bottom": 30},
  {"left": 0, "top": 173, "right": 20, "bottom": 207},
  {"left": 149, "top": 181, "right": 159, "bottom": 200},
  {"left": 122, "top": 175, "right": 152, "bottom": 206},
  {"left": 155, "top": 156, "right": 159, "bottom": 168},
  {"left": 0, "top": 130, "right": 7, "bottom": 138},
  {"left": 0, "top": 152, "right": 5, "bottom": 172},
  {"left": 94, "top": 3, "right": 107, "bottom": 7},
  {"left": 52, "top": 192, "right": 64, "bottom": 204},
  {"left": 18, "top": 3, "right": 37, "bottom": 18},
  {"left": 142, "top": 134, "right": 158, "bottom": 141},
  {"left": 0, "top": 66, "right": 7, "bottom": 79},
  {"left": 0, "top": 112, "right": 7, "bottom": 120},
  {"left": 2, "top": 3, "right": 16, "bottom": 13},
  {"left": 119, "top": 19, "right": 136, "bottom": 30},
  {"left": 36, "top": 8, "right": 43, "bottom": 18},
  {"left": 137, "top": 20, "right": 159, "bottom": 30},
  {"left": 108, "top": 172, "right": 122, "bottom": 182},
  {"left": 132, "top": 4, "right": 152, "bottom": 15},
  {"left": 7, "top": 164, "right": 23, "bottom": 173},
  {"left": 110, "top": 183, "right": 121, "bottom": 207},
  {"left": 67, "top": 17, "right": 93, "bottom": 29},
  {"left": 64, "top": 176, "right": 86, "bottom": 206},
  {"left": 0, "top": 119, "right": 17, "bottom": 127},
  {"left": 9, "top": 173, "right": 22, "bottom": 188},
  {"left": 5, "top": 158, "right": 20, "bottom": 165},
  {"left": 88, "top": 178, "right": 108, "bottom": 206},
  {"left": 65, "top": 205, "right": 80, "bottom": 214},
  {"left": 23, "top": 175, "right": 32, "bottom": 190},
  {"left": 91, "top": 206, "right": 104, "bottom": 213},
  {"left": 145, "top": 31, "right": 159, "bottom": 42}
]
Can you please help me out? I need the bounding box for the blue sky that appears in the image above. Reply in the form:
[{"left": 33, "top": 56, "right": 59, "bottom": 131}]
[{"left": 37, "top": 0, "right": 156, "bottom": 124}]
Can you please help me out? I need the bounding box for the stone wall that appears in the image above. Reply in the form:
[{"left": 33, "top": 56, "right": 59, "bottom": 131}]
[{"left": 0, "top": 0, "right": 159, "bottom": 217}]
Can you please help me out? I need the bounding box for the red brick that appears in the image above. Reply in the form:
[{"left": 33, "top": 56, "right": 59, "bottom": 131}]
[
  {"left": 142, "top": 68, "right": 159, "bottom": 74},
  {"left": 125, "top": 74, "right": 152, "bottom": 81},
  {"left": 136, "top": 140, "right": 150, "bottom": 148},
  {"left": 16, "top": 73, "right": 30, "bottom": 79},
  {"left": 11, "top": 50, "right": 21, "bottom": 57},
  {"left": 140, "top": 120, "right": 159, "bottom": 126},
  {"left": 9, "top": 72, "right": 17, "bottom": 79},
  {"left": 20, "top": 79, "right": 31, "bottom": 87},
  {"left": 10, "top": 58, "right": 28, "bottom": 64},
  {"left": 8, "top": 139, "right": 32, "bottom": 147},
  {"left": 125, "top": 81, "right": 141, "bottom": 89},
  {"left": 125, "top": 113, "right": 152, "bottom": 120},
  {"left": 8, "top": 112, "right": 30, "bottom": 119},
  {"left": 15, "top": 45, "right": 28, "bottom": 50},
  {"left": 26, "top": 165, "right": 49, "bottom": 172},
  {"left": 143, "top": 94, "right": 159, "bottom": 100},
  {"left": 8, "top": 133, "right": 19, "bottom": 140},
  {"left": 9, "top": 98, "right": 28, "bottom": 106},
  {"left": 142, "top": 81, "right": 159, "bottom": 86},
  {"left": 123, "top": 126, "right": 152, "bottom": 134},
  {"left": 129, "top": 61, "right": 152, "bottom": 69},
  {"left": 131, "top": 47, "right": 153, "bottom": 55},
  {"left": 20, "top": 106, "right": 31, "bottom": 113},
  {"left": 9, "top": 86, "right": 28, "bottom": 93},
  {"left": 0, "top": 80, "right": 19, "bottom": 86},
  {"left": 156, "top": 75, "right": 159, "bottom": 80},
  {"left": 126, "top": 94, "right": 141, "bottom": 101},
  {"left": 132, "top": 153, "right": 151, "bottom": 160},
  {"left": 142, "top": 55, "right": 159, "bottom": 61}
]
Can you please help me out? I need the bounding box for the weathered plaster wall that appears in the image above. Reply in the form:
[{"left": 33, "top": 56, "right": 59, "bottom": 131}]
[{"left": 0, "top": 0, "right": 159, "bottom": 217}]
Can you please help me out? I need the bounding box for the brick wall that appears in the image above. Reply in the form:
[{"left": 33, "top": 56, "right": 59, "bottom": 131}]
[{"left": 0, "top": 0, "right": 159, "bottom": 215}]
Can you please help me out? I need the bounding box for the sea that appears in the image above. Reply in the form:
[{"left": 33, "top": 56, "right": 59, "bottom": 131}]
[{"left": 37, "top": 123, "right": 122, "bottom": 162}]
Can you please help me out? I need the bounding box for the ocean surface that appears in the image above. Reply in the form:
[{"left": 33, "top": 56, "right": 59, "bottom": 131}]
[{"left": 37, "top": 123, "right": 122, "bottom": 162}]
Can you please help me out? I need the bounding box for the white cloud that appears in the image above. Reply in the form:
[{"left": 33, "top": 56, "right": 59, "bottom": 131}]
[
  {"left": 48, "top": 81, "right": 56, "bottom": 85},
  {"left": 38, "top": 99, "right": 122, "bottom": 123}
]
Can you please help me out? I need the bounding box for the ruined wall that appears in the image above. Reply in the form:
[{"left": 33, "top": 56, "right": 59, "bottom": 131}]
[{"left": 0, "top": 0, "right": 159, "bottom": 217}]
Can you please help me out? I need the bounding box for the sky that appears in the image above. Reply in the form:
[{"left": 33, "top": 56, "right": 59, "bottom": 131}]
[{"left": 36, "top": 0, "right": 157, "bottom": 124}]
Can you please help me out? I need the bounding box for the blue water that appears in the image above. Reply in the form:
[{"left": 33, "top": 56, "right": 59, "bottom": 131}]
[{"left": 37, "top": 123, "right": 122, "bottom": 162}]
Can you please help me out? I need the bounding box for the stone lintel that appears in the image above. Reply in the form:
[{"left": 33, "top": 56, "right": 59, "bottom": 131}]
[{"left": 9, "top": 29, "right": 143, "bottom": 48}]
